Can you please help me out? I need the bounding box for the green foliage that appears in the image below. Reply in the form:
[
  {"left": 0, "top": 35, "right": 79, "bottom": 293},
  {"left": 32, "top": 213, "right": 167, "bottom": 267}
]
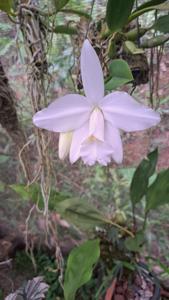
[
  {"left": 10, "top": 184, "right": 108, "bottom": 228},
  {"left": 0, "top": 0, "right": 12, "bottom": 13},
  {"left": 10, "top": 183, "right": 69, "bottom": 210},
  {"left": 0, "top": 289, "right": 3, "bottom": 300},
  {"left": 125, "top": 27, "right": 149, "bottom": 41},
  {"left": 130, "top": 149, "right": 158, "bottom": 205},
  {"left": 62, "top": 8, "right": 91, "bottom": 19},
  {"left": 15, "top": 251, "right": 63, "bottom": 300},
  {"left": 15, "top": 251, "right": 33, "bottom": 272},
  {"left": 141, "top": 34, "right": 169, "bottom": 48},
  {"left": 0, "top": 37, "right": 14, "bottom": 56},
  {"left": 129, "top": 1, "right": 169, "bottom": 22},
  {"left": 124, "top": 41, "right": 144, "bottom": 54},
  {"left": 55, "top": 197, "right": 107, "bottom": 229},
  {"left": 52, "top": 0, "right": 70, "bottom": 11},
  {"left": 135, "top": 0, "right": 167, "bottom": 11},
  {"left": 54, "top": 25, "right": 77, "bottom": 35},
  {"left": 153, "top": 13, "right": 169, "bottom": 33},
  {"left": 0, "top": 154, "right": 10, "bottom": 164},
  {"left": 106, "top": 0, "right": 135, "bottom": 32},
  {"left": 63, "top": 239, "right": 100, "bottom": 300},
  {"left": 105, "top": 59, "right": 133, "bottom": 90},
  {"left": 125, "top": 231, "right": 145, "bottom": 252},
  {"left": 146, "top": 169, "right": 169, "bottom": 211},
  {"left": 36, "top": 253, "right": 63, "bottom": 299}
]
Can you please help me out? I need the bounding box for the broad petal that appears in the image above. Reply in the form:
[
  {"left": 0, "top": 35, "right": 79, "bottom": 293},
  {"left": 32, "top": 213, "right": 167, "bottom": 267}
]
[
  {"left": 58, "top": 132, "right": 73, "bottom": 160},
  {"left": 69, "top": 122, "right": 89, "bottom": 163},
  {"left": 80, "top": 39, "right": 104, "bottom": 104},
  {"left": 33, "top": 94, "right": 91, "bottom": 132},
  {"left": 89, "top": 108, "right": 104, "bottom": 141},
  {"left": 80, "top": 140, "right": 113, "bottom": 166},
  {"left": 100, "top": 92, "right": 161, "bottom": 132},
  {"left": 105, "top": 122, "right": 123, "bottom": 164}
]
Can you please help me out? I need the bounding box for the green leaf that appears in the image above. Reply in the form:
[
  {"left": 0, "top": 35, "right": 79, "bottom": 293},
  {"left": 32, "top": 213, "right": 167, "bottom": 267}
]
[
  {"left": 125, "top": 232, "right": 145, "bottom": 252},
  {"left": 153, "top": 14, "right": 169, "bottom": 33},
  {"left": 135, "top": 0, "right": 167, "bottom": 11},
  {"left": 124, "top": 41, "right": 144, "bottom": 54},
  {"left": 64, "top": 239, "right": 100, "bottom": 300},
  {"left": 121, "top": 260, "right": 136, "bottom": 271},
  {"left": 54, "top": 25, "right": 77, "bottom": 35},
  {"left": 0, "top": 0, "right": 12, "bottom": 13},
  {"left": 55, "top": 198, "right": 107, "bottom": 229},
  {"left": 140, "top": 34, "right": 169, "bottom": 48},
  {"left": 125, "top": 27, "right": 149, "bottom": 41},
  {"left": 105, "top": 59, "right": 133, "bottom": 90},
  {"left": 106, "top": 0, "right": 135, "bottom": 32},
  {"left": 146, "top": 169, "right": 169, "bottom": 212},
  {"left": 130, "top": 149, "right": 158, "bottom": 205},
  {"left": 0, "top": 37, "right": 14, "bottom": 56},
  {"left": 153, "top": 2, "right": 169, "bottom": 10},
  {"left": 61, "top": 8, "right": 91, "bottom": 19},
  {"left": 10, "top": 184, "right": 31, "bottom": 201},
  {"left": 129, "top": 2, "right": 169, "bottom": 22},
  {"left": 0, "top": 154, "right": 10, "bottom": 164},
  {"left": 52, "top": 0, "right": 70, "bottom": 11},
  {"left": 10, "top": 184, "right": 68, "bottom": 210}
]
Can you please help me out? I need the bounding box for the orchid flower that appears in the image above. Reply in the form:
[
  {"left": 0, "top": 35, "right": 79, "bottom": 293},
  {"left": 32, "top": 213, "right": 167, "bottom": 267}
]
[{"left": 33, "top": 39, "right": 160, "bottom": 166}]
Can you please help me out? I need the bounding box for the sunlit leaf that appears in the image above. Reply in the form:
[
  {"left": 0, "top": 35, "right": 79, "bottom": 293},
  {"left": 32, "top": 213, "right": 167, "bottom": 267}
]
[
  {"left": 130, "top": 149, "right": 158, "bottom": 204},
  {"left": 106, "top": 0, "right": 135, "bottom": 32},
  {"left": 153, "top": 14, "right": 169, "bottom": 33},
  {"left": 146, "top": 169, "right": 169, "bottom": 211},
  {"left": 64, "top": 239, "right": 100, "bottom": 300},
  {"left": 0, "top": 0, "right": 12, "bottom": 13},
  {"left": 105, "top": 59, "right": 133, "bottom": 90},
  {"left": 55, "top": 198, "right": 107, "bottom": 229},
  {"left": 124, "top": 41, "right": 144, "bottom": 54}
]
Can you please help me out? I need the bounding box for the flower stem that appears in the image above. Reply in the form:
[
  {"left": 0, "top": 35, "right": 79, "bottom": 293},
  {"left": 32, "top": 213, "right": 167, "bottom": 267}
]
[{"left": 105, "top": 219, "right": 134, "bottom": 238}]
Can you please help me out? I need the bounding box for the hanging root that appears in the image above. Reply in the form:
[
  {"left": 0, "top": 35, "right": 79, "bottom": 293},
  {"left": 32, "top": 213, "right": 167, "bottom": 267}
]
[{"left": 17, "top": 0, "right": 64, "bottom": 273}]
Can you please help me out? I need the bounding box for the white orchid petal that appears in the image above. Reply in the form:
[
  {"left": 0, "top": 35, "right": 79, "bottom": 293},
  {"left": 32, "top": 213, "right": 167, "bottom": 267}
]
[
  {"left": 69, "top": 122, "right": 89, "bottom": 164},
  {"left": 89, "top": 108, "right": 104, "bottom": 141},
  {"left": 81, "top": 40, "right": 104, "bottom": 104},
  {"left": 105, "top": 122, "right": 123, "bottom": 164},
  {"left": 33, "top": 94, "right": 91, "bottom": 132},
  {"left": 100, "top": 92, "right": 161, "bottom": 132},
  {"left": 80, "top": 140, "right": 113, "bottom": 166},
  {"left": 58, "top": 132, "right": 73, "bottom": 160}
]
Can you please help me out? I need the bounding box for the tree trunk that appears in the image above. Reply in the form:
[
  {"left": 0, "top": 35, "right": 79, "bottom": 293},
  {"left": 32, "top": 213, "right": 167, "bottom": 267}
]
[{"left": 0, "top": 60, "right": 32, "bottom": 182}]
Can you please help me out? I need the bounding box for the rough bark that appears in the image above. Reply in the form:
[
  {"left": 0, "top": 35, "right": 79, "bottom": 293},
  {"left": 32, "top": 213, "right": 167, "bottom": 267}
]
[{"left": 0, "top": 60, "right": 32, "bottom": 182}]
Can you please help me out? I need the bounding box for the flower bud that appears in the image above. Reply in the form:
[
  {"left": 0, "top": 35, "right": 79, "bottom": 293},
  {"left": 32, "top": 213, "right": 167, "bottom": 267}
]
[{"left": 58, "top": 132, "right": 73, "bottom": 160}]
